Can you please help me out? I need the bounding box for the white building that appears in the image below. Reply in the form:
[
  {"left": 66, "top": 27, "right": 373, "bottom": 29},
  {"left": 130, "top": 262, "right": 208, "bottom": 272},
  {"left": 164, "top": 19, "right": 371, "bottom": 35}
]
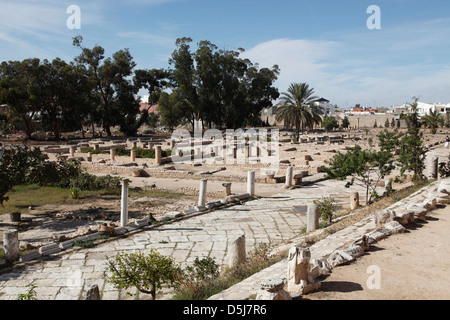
[
  {"left": 416, "top": 101, "right": 450, "bottom": 117},
  {"left": 314, "top": 98, "right": 335, "bottom": 115}
]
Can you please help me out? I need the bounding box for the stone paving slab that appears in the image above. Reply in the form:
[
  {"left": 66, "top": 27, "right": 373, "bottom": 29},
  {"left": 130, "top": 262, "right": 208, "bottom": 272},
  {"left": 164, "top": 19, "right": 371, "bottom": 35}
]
[{"left": 0, "top": 177, "right": 386, "bottom": 300}]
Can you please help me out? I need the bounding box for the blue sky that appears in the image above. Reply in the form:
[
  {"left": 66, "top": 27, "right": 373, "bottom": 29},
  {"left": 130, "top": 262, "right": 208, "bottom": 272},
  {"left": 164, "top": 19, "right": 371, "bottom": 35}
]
[{"left": 1, "top": 0, "right": 450, "bottom": 108}]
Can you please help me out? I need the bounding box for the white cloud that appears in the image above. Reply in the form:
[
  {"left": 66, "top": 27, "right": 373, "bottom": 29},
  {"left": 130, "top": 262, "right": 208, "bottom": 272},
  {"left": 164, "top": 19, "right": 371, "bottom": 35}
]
[
  {"left": 242, "top": 22, "right": 450, "bottom": 108},
  {"left": 242, "top": 38, "right": 338, "bottom": 92}
]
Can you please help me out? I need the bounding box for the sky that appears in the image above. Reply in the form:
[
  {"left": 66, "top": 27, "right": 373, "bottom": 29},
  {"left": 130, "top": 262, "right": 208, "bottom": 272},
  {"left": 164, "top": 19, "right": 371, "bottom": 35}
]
[{"left": 1, "top": 0, "right": 450, "bottom": 108}]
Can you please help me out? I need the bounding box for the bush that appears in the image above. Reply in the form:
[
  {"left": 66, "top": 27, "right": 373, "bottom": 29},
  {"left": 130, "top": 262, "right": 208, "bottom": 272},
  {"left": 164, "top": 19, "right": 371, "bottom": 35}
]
[
  {"left": 79, "top": 147, "right": 106, "bottom": 154},
  {"left": 115, "top": 147, "right": 172, "bottom": 159},
  {"left": 69, "top": 173, "right": 122, "bottom": 191},
  {"left": 313, "top": 196, "right": 338, "bottom": 223},
  {"left": 0, "top": 145, "right": 82, "bottom": 206},
  {"left": 173, "top": 256, "right": 220, "bottom": 300}
]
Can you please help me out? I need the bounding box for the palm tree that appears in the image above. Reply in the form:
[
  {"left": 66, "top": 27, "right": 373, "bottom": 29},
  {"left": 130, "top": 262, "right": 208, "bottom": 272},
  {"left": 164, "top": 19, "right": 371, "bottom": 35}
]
[
  {"left": 275, "top": 82, "right": 322, "bottom": 140},
  {"left": 422, "top": 110, "right": 444, "bottom": 134}
]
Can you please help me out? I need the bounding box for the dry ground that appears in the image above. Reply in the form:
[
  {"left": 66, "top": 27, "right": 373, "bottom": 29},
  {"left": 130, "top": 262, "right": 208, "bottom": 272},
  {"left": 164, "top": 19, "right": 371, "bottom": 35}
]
[{"left": 306, "top": 205, "right": 450, "bottom": 300}]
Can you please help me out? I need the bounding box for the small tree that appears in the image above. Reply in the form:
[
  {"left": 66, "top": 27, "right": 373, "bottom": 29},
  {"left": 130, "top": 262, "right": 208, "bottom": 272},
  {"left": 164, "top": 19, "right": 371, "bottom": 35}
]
[
  {"left": 390, "top": 118, "right": 396, "bottom": 128},
  {"left": 106, "top": 250, "right": 181, "bottom": 300},
  {"left": 323, "top": 145, "right": 395, "bottom": 204},
  {"left": 341, "top": 115, "right": 350, "bottom": 129},
  {"left": 313, "top": 196, "right": 338, "bottom": 223},
  {"left": 384, "top": 118, "right": 390, "bottom": 128},
  {"left": 321, "top": 115, "right": 339, "bottom": 131}
]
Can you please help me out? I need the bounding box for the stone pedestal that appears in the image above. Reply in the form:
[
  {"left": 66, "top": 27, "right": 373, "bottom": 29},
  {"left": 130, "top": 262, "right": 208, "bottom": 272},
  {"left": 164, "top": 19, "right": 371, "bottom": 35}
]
[{"left": 256, "top": 279, "right": 291, "bottom": 300}]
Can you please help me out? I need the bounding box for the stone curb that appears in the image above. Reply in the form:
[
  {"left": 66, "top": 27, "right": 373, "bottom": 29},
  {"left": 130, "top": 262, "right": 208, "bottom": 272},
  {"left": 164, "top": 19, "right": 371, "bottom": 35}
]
[{"left": 208, "top": 178, "right": 448, "bottom": 300}]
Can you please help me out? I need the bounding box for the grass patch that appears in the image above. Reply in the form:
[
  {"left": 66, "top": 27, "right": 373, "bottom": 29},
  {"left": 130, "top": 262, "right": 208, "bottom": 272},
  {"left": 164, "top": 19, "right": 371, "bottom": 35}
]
[
  {"left": 0, "top": 185, "right": 74, "bottom": 214},
  {"left": 129, "top": 188, "right": 186, "bottom": 199},
  {"left": 79, "top": 147, "right": 107, "bottom": 154},
  {"left": 0, "top": 184, "right": 121, "bottom": 215}
]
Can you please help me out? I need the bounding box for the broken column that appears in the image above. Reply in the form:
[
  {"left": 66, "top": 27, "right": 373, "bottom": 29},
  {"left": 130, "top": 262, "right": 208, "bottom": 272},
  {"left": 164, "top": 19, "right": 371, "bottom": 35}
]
[
  {"left": 130, "top": 149, "right": 137, "bottom": 162},
  {"left": 228, "top": 234, "right": 246, "bottom": 268},
  {"left": 286, "top": 245, "right": 320, "bottom": 295},
  {"left": 110, "top": 148, "right": 116, "bottom": 161},
  {"left": 222, "top": 182, "right": 232, "bottom": 196},
  {"left": 3, "top": 229, "right": 20, "bottom": 262},
  {"left": 247, "top": 171, "right": 255, "bottom": 196},
  {"left": 307, "top": 205, "right": 319, "bottom": 232},
  {"left": 69, "top": 146, "right": 75, "bottom": 157},
  {"left": 120, "top": 179, "right": 130, "bottom": 227},
  {"left": 198, "top": 179, "right": 208, "bottom": 206},
  {"left": 350, "top": 192, "right": 360, "bottom": 210},
  {"left": 284, "top": 166, "right": 293, "bottom": 188},
  {"left": 427, "top": 155, "right": 438, "bottom": 180},
  {"left": 155, "top": 145, "right": 162, "bottom": 165}
]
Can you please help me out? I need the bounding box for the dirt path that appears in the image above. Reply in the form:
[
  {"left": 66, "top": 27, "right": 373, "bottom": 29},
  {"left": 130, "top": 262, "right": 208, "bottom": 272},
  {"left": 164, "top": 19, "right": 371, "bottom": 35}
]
[{"left": 307, "top": 205, "right": 450, "bottom": 300}]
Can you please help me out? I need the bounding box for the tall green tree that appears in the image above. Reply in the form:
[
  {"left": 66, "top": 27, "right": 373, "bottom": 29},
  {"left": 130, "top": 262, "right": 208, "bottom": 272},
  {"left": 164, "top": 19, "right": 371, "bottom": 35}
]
[
  {"left": 168, "top": 38, "right": 279, "bottom": 130},
  {"left": 398, "top": 98, "right": 427, "bottom": 183},
  {"left": 73, "top": 36, "right": 142, "bottom": 136},
  {"left": 0, "top": 59, "right": 41, "bottom": 138},
  {"left": 275, "top": 82, "right": 322, "bottom": 140}
]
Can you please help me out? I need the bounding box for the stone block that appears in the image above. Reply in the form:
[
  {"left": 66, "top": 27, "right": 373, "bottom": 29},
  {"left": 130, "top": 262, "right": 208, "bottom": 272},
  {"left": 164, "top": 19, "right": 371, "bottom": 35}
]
[
  {"left": 327, "top": 249, "right": 354, "bottom": 267},
  {"left": 194, "top": 205, "right": 207, "bottom": 212},
  {"left": 112, "top": 227, "right": 128, "bottom": 236},
  {"left": 135, "top": 217, "right": 150, "bottom": 226},
  {"left": 165, "top": 211, "right": 184, "bottom": 219},
  {"left": 384, "top": 221, "right": 405, "bottom": 234}
]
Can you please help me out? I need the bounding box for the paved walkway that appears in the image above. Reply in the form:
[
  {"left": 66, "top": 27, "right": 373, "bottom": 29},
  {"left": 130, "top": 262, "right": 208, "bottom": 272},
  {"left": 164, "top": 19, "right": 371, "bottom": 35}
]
[{"left": 0, "top": 177, "right": 388, "bottom": 300}]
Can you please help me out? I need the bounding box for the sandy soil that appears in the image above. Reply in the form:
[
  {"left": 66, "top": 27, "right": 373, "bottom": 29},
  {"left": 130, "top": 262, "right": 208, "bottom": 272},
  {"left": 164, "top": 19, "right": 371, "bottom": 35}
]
[{"left": 306, "top": 205, "right": 450, "bottom": 300}]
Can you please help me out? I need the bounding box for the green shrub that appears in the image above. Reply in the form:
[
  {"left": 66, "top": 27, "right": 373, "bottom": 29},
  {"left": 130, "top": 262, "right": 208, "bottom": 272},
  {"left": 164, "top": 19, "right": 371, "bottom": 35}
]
[
  {"left": 79, "top": 147, "right": 106, "bottom": 154},
  {"left": 173, "top": 256, "right": 220, "bottom": 300},
  {"left": 313, "top": 196, "right": 338, "bottom": 223}
]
